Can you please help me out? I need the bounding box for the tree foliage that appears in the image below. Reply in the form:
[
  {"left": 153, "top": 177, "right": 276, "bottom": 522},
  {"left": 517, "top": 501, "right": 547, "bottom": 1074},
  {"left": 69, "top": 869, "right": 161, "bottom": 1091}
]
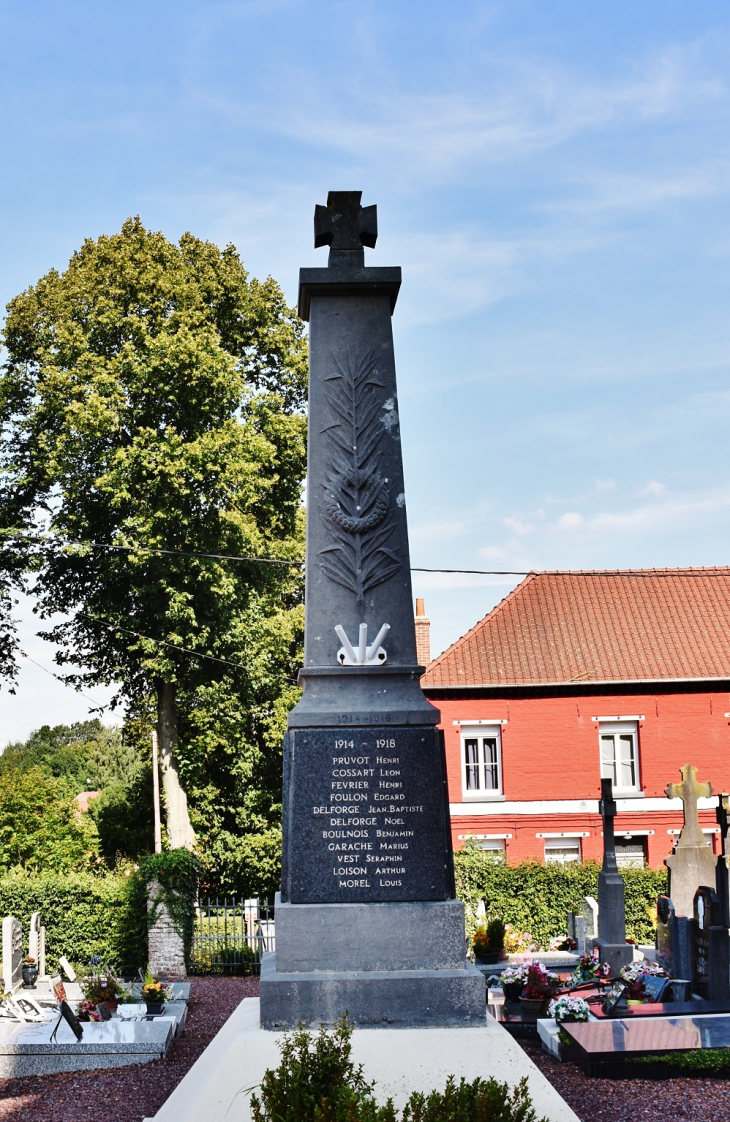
[
  {"left": 0, "top": 217, "right": 306, "bottom": 867},
  {"left": 0, "top": 719, "right": 152, "bottom": 869},
  {"left": 0, "top": 766, "right": 98, "bottom": 872}
]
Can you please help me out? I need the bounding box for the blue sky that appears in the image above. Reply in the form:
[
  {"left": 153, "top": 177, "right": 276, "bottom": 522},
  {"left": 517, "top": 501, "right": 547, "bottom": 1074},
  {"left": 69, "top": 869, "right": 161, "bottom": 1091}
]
[{"left": 1, "top": 1, "right": 730, "bottom": 739}]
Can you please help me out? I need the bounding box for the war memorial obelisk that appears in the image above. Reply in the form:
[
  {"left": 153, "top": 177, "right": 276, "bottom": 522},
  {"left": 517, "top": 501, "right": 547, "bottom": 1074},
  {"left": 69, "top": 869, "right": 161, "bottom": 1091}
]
[{"left": 260, "top": 192, "right": 484, "bottom": 1028}]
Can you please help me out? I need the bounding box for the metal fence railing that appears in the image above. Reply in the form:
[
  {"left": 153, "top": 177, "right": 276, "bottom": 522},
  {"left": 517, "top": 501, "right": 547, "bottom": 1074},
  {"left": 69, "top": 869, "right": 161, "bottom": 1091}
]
[{"left": 189, "top": 896, "right": 275, "bottom": 976}]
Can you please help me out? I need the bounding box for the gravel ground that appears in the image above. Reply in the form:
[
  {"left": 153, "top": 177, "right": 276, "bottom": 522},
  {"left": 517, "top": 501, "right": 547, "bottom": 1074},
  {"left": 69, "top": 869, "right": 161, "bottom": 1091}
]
[
  {"left": 521, "top": 1039, "right": 730, "bottom": 1122},
  {"left": 2, "top": 980, "right": 728, "bottom": 1122},
  {"left": 0, "top": 976, "right": 260, "bottom": 1121}
]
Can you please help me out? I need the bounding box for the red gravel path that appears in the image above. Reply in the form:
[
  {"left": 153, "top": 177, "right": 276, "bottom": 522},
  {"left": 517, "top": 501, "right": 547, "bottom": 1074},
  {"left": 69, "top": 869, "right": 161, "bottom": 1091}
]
[
  {"left": 522, "top": 1039, "right": 730, "bottom": 1122},
  {"left": 0, "top": 976, "right": 260, "bottom": 1121}
]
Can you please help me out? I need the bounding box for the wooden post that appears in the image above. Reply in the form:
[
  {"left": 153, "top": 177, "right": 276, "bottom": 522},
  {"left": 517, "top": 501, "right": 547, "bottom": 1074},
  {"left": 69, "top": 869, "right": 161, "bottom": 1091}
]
[{"left": 152, "top": 731, "right": 162, "bottom": 854}]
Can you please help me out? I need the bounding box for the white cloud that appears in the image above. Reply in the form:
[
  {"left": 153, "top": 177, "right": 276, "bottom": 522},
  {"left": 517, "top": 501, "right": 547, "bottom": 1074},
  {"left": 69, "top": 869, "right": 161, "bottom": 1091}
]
[
  {"left": 594, "top": 479, "right": 616, "bottom": 493},
  {"left": 639, "top": 480, "right": 668, "bottom": 497},
  {"left": 503, "top": 515, "right": 536, "bottom": 535},
  {"left": 557, "top": 511, "right": 584, "bottom": 530},
  {"left": 479, "top": 545, "right": 508, "bottom": 561}
]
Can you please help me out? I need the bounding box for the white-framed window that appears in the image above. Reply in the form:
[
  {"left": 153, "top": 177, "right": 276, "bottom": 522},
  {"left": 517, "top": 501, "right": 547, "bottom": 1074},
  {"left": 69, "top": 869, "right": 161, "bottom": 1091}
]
[
  {"left": 461, "top": 726, "right": 502, "bottom": 798},
  {"left": 544, "top": 837, "right": 581, "bottom": 864},
  {"left": 615, "top": 840, "right": 646, "bottom": 869},
  {"left": 599, "top": 721, "right": 640, "bottom": 794}
]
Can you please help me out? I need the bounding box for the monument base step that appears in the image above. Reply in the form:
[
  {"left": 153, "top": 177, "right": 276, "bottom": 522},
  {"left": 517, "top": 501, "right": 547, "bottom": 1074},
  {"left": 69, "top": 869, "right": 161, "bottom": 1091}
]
[
  {"left": 593, "top": 939, "right": 633, "bottom": 977},
  {"left": 259, "top": 952, "right": 485, "bottom": 1028},
  {"left": 146, "top": 997, "right": 579, "bottom": 1122}
]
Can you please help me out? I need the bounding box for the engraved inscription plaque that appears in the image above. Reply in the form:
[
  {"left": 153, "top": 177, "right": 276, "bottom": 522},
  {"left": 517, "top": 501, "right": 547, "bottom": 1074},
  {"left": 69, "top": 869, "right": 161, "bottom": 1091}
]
[{"left": 282, "top": 726, "right": 454, "bottom": 904}]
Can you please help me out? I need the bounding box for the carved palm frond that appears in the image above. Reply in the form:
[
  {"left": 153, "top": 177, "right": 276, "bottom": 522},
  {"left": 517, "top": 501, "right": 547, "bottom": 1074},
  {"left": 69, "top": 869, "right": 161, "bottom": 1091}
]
[{"left": 318, "top": 349, "right": 400, "bottom": 608}]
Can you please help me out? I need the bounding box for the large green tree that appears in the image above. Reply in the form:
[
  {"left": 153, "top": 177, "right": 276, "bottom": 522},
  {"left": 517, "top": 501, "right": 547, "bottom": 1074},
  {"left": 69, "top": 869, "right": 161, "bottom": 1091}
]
[{"left": 0, "top": 218, "right": 306, "bottom": 857}]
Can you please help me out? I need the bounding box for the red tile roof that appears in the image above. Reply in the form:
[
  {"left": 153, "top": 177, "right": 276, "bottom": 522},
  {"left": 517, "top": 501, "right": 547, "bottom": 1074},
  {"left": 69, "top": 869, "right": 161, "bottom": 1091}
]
[{"left": 422, "top": 568, "right": 730, "bottom": 688}]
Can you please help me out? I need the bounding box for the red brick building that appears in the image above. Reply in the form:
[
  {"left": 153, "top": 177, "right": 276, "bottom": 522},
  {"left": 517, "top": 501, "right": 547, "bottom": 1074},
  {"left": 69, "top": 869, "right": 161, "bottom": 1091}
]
[{"left": 419, "top": 570, "right": 730, "bottom": 869}]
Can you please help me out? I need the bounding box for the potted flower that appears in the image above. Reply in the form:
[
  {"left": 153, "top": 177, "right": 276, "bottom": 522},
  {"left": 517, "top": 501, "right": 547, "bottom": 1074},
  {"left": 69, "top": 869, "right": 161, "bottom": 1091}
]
[
  {"left": 619, "top": 960, "right": 669, "bottom": 1001},
  {"left": 519, "top": 963, "right": 560, "bottom": 1015},
  {"left": 548, "top": 994, "right": 590, "bottom": 1025},
  {"left": 548, "top": 936, "right": 578, "bottom": 952},
  {"left": 570, "top": 951, "right": 611, "bottom": 985},
  {"left": 473, "top": 918, "right": 505, "bottom": 965},
  {"left": 500, "top": 964, "right": 527, "bottom": 1002},
  {"left": 80, "top": 968, "right": 120, "bottom": 1010},
  {"left": 141, "top": 969, "right": 171, "bottom": 1014},
  {"left": 76, "top": 999, "right": 101, "bottom": 1023},
  {"left": 21, "top": 957, "right": 38, "bottom": 989}
]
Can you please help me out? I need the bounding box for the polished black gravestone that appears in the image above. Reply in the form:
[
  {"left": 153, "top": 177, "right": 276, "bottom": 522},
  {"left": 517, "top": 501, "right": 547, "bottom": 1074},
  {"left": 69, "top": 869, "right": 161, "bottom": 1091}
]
[
  {"left": 563, "top": 1014, "right": 730, "bottom": 1076},
  {"left": 259, "top": 193, "right": 483, "bottom": 1029},
  {"left": 693, "top": 885, "right": 730, "bottom": 1001}
]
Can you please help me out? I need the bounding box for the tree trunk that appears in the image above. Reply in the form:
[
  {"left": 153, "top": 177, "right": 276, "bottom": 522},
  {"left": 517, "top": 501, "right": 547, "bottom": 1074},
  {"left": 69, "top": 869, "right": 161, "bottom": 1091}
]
[{"left": 157, "top": 681, "right": 196, "bottom": 850}]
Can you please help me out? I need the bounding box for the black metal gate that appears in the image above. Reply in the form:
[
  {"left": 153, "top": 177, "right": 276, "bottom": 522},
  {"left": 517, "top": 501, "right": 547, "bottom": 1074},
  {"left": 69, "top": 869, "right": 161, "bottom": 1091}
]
[{"left": 189, "top": 897, "right": 274, "bottom": 975}]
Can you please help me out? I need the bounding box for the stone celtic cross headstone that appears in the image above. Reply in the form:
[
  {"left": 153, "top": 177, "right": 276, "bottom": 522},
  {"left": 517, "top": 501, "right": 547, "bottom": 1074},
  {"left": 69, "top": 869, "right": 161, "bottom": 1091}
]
[
  {"left": 665, "top": 764, "right": 716, "bottom": 918},
  {"left": 260, "top": 192, "right": 484, "bottom": 1029},
  {"left": 2, "top": 916, "right": 23, "bottom": 994},
  {"left": 594, "top": 778, "right": 632, "bottom": 976}
]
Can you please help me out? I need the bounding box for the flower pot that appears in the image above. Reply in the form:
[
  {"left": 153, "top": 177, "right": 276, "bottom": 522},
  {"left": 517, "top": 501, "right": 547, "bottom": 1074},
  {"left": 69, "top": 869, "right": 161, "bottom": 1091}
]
[
  {"left": 145, "top": 1002, "right": 165, "bottom": 1015},
  {"left": 475, "top": 950, "right": 501, "bottom": 965},
  {"left": 21, "top": 965, "right": 38, "bottom": 989},
  {"left": 519, "top": 996, "right": 545, "bottom": 1015},
  {"left": 502, "top": 982, "right": 523, "bottom": 1002}
]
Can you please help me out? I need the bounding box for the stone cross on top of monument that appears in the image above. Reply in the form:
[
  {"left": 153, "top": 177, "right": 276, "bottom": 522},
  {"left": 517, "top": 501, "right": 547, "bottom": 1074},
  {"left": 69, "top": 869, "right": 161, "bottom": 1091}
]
[
  {"left": 666, "top": 764, "right": 713, "bottom": 849},
  {"left": 314, "top": 191, "right": 378, "bottom": 268}
]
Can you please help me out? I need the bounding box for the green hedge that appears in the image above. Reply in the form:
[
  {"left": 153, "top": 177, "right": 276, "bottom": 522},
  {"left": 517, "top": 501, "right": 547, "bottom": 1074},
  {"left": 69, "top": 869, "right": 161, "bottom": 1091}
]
[
  {"left": 454, "top": 850, "right": 667, "bottom": 947},
  {"left": 0, "top": 870, "right": 147, "bottom": 974}
]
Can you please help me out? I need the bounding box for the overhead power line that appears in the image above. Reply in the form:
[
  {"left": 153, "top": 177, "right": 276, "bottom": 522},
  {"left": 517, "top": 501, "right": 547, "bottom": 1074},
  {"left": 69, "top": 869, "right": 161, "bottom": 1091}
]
[
  {"left": 22, "top": 653, "right": 104, "bottom": 710},
  {"left": 78, "top": 613, "right": 250, "bottom": 672},
  {"left": 0, "top": 530, "right": 725, "bottom": 578}
]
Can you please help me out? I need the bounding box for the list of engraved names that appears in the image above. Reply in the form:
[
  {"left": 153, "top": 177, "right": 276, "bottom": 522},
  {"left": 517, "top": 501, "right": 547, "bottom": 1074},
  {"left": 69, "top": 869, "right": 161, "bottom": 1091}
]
[{"left": 314, "top": 736, "right": 423, "bottom": 891}]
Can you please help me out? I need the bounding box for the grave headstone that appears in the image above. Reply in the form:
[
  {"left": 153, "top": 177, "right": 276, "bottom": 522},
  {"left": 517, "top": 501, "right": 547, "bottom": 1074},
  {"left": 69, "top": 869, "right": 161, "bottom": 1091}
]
[
  {"left": 656, "top": 896, "right": 691, "bottom": 985},
  {"left": 656, "top": 892, "right": 694, "bottom": 988},
  {"left": 594, "top": 778, "right": 632, "bottom": 976},
  {"left": 583, "top": 896, "right": 598, "bottom": 940},
  {"left": 28, "top": 913, "right": 46, "bottom": 980},
  {"left": 693, "top": 886, "right": 730, "bottom": 1001},
  {"left": 259, "top": 192, "right": 484, "bottom": 1029},
  {"left": 568, "top": 910, "right": 587, "bottom": 955},
  {"left": 2, "top": 916, "right": 22, "bottom": 994},
  {"left": 664, "top": 764, "right": 716, "bottom": 918},
  {"left": 715, "top": 792, "right": 730, "bottom": 928}
]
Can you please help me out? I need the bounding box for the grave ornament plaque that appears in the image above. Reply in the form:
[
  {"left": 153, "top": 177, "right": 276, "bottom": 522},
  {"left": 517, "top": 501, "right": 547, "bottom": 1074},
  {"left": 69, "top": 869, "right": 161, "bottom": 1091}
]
[{"left": 260, "top": 193, "right": 484, "bottom": 1029}]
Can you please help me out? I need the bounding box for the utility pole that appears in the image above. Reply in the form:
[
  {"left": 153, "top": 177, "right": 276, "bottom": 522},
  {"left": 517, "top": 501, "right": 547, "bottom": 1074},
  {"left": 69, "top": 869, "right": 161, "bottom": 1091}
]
[{"left": 151, "top": 731, "right": 162, "bottom": 854}]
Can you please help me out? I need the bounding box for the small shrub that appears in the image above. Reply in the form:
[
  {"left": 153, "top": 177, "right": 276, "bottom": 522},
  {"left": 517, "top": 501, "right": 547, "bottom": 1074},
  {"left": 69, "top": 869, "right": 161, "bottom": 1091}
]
[
  {"left": 250, "top": 1017, "right": 548, "bottom": 1122},
  {"left": 193, "top": 941, "right": 257, "bottom": 975}
]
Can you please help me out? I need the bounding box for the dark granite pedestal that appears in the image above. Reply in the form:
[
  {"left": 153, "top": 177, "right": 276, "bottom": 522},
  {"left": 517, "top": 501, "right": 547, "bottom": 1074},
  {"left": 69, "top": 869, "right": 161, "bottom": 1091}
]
[{"left": 262, "top": 723, "right": 485, "bottom": 1027}]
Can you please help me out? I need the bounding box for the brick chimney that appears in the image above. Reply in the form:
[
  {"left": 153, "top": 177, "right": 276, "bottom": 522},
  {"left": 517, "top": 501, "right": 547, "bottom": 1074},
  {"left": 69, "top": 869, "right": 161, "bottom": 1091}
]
[{"left": 414, "top": 598, "right": 431, "bottom": 666}]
